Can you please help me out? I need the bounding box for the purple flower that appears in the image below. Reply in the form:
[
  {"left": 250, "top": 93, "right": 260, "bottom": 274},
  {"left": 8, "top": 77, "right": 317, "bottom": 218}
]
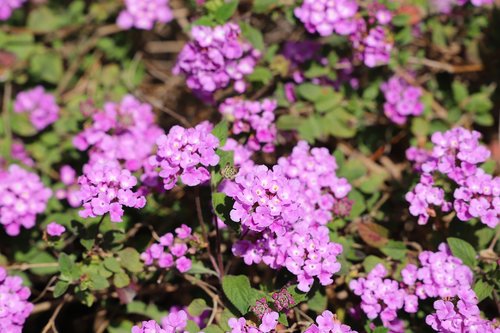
[
  {"left": 219, "top": 98, "right": 278, "bottom": 153},
  {"left": 0, "top": 164, "right": 52, "bottom": 236},
  {"left": 150, "top": 122, "right": 219, "bottom": 190},
  {"left": 0, "top": 267, "right": 33, "bottom": 332},
  {"left": 259, "top": 311, "right": 278, "bottom": 333},
  {"left": 46, "top": 222, "right": 66, "bottom": 237},
  {"left": 14, "top": 86, "right": 59, "bottom": 131},
  {"left": 0, "top": 0, "right": 27, "bottom": 21},
  {"left": 132, "top": 320, "right": 166, "bottom": 333},
  {"left": 117, "top": 0, "right": 173, "bottom": 30},
  {"left": 381, "top": 76, "right": 424, "bottom": 125},
  {"left": 77, "top": 159, "right": 146, "bottom": 222},
  {"left": 173, "top": 23, "right": 260, "bottom": 96}
]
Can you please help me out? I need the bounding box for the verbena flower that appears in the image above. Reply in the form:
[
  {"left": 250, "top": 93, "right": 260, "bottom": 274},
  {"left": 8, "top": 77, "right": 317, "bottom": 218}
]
[
  {"left": 141, "top": 224, "right": 196, "bottom": 273},
  {"left": 173, "top": 23, "right": 260, "bottom": 95},
  {"left": 381, "top": 75, "right": 424, "bottom": 125},
  {"left": 78, "top": 159, "right": 146, "bottom": 222},
  {"left": 406, "top": 127, "right": 498, "bottom": 227},
  {"left": 14, "top": 86, "right": 59, "bottom": 131},
  {"left": 0, "top": 0, "right": 26, "bottom": 20},
  {"left": 149, "top": 122, "right": 219, "bottom": 190},
  {"left": 0, "top": 267, "right": 33, "bottom": 333},
  {"left": 0, "top": 164, "right": 52, "bottom": 236},
  {"left": 46, "top": 222, "right": 66, "bottom": 237},
  {"left": 117, "top": 0, "right": 173, "bottom": 30},
  {"left": 219, "top": 98, "right": 277, "bottom": 153}
]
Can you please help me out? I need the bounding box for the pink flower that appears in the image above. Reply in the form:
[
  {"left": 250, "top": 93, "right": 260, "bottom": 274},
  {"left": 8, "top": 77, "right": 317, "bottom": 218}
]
[{"left": 46, "top": 222, "right": 66, "bottom": 237}]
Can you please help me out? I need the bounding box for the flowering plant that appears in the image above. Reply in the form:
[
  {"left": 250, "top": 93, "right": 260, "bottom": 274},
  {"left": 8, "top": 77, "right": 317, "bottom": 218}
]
[{"left": 0, "top": 0, "right": 498, "bottom": 332}]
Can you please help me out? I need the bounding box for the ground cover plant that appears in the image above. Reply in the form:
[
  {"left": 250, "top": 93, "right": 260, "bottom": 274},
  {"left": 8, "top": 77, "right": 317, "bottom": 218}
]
[{"left": 0, "top": 0, "right": 499, "bottom": 332}]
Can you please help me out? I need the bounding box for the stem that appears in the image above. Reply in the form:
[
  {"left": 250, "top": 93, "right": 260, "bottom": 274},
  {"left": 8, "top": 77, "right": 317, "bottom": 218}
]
[
  {"left": 2, "top": 81, "right": 12, "bottom": 161},
  {"left": 41, "top": 296, "right": 68, "bottom": 333},
  {"left": 6, "top": 262, "right": 59, "bottom": 271},
  {"left": 195, "top": 189, "right": 221, "bottom": 279}
]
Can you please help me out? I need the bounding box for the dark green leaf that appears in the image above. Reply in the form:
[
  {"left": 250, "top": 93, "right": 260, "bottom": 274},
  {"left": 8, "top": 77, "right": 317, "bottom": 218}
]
[{"left": 447, "top": 237, "right": 477, "bottom": 268}]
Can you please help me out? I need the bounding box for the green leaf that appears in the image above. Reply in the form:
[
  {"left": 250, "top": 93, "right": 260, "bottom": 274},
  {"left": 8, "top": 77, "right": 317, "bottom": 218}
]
[
  {"left": 362, "top": 255, "right": 387, "bottom": 272},
  {"left": 296, "top": 83, "right": 324, "bottom": 101},
  {"left": 380, "top": 241, "right": 407, "bottom": 260},
  {"left": 103, "top": 257, "right": 122, "bottom": 273},
  {"left": 113, "top": 272, "right": 131, "bottom": 288},
  {"left": 30, "top": 52, "right": 64, "bottom": 84},
  {"left": 222, "top": 275, "right": 263, "bottom": 315},
  {"left": 465, "top": 93, "right": 493, "bottom": 114},
  {"left": 53, "top": 280, "right": 70, "bottom": 298},
  {"left": 372, "top": 327, "right": 389, "bottom": 333},
  {"left": 277, "top": 115, "right": 303, "bottom": 130},
  {"left": 214, "top": 0, "right": 239, "bottom": 23},
  {"left": 239, "top": 21, "right": 264, "bottom": 51},
  {"left": 307, "top": 288, "right": 327, "bottom": 312},
  {"left": 59, "top": 253, "right": 79, "bottom": 281},
  {"left": 473, "top": 280, "right": 493, "bottom": 302},
  {"left": 187, "top": 261, "right": 219, "bottom": 277},
  {"left": 247, "top": 67, "right": 273, "bottom": 85},
  {"left": 203, "top": 325, "right": 225, "bottom": 333},
  {"left": 392, "top": 14, "right": 409, "bottom": 27},
  {"left": 474, "top": 113, "right": 494, "bottom": 126},
  {"left": 188, "top": 299, "right": 208, "bottom": 317},
  {"left": 447, "top": 237, "right": 477, "bottom": 268},
  {"left": 212, "top": 120, "right": 229, "bottom": 147},
  {"left": 452, "top": 81, "right": 468, "bottom": 104},
  {"left": 186, "top": 320, "right": 201, "bottom": 333},
  {"left": 253, "top": 0, "right": 280, "bottom": 13},
  {"left": 411, "top": 118, "right": 429, "bottom": 138},
  {"left": 127, "top": 301, "right": 164, "bottom": 322},
  {"left": 118, "top": 248, "right": 143, "bottom": 273},
  {"left": 88, "top": 272, "right": 110, "bottom": 290},
  {"left": 27, "top": 7, "right": 62, "bottom": 32}
]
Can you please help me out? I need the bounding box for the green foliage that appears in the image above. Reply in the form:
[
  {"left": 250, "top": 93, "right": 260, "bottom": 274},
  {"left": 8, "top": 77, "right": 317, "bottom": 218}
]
[
  {"left": 222, "top": 275, "right": 264, "bottom": 315},
  {"left": 447, "top": 237, "right": 477, "bottom": 268}
]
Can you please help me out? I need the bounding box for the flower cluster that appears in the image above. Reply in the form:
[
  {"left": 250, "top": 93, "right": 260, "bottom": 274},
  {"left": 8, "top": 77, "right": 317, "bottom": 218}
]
[
  {"left": 381, "top": 76, "right": 424, "bottom": 125},
  {"left": 163, "top": 306, "right": 209, "bottom": 330},
  {"left": 431, "top": 0, "right": 493, "bottom": 13},
  {"left": 294, "top": 0, "right": 358, "bottom": 37},
  {"left": 227, "top": 165, "right": 301, "bottom": 234},
  {"left": 304, "top": 310, "right": 358, "bottom": 333},
  {"left": 406, "top": 127, "right": 498, "bottom": 227},
  {"left": 149, "top": 122, "right": 219, "bottom": 190},
  {"left": 228, "top": 312, "right": 279, "bottom": 333},
  {"left": 294, "top": 1, "right": 393, "bottom": 67},
  {"left": 131, "top": 320, "right": 166, "bottom": 333},
  {"left": 161, "top": 309, "right": 189, "bottom": 333},
  {"left": 0, "top": 267, "right": 33, "bottom": 333},
  {"left": 14, "top": 86, "right": 59, "bottom": 131},
  {"left": 426, "top": 288, "right": 499, "bottom": 333},
  {"left": 350, "top": 244, "right": 474, "bottom": 330},
  {"left": 0, "top": 0, "right": 26, "bottom": 20},
  {"left": 173, "top": 23, "right": 261, "bottom": 95},
  {"left": 277, "top": 141, "right": 352, "bottom": 225},
  {"left": 78, "top": 159, "right": 146, "bottom": 222},
  {"left": 46, "top": 222, "right": 66, "bottom": 237},
  {"left": 410, "top": 243, "right": 473, "bottom": 299},
  {"left": 349, "top": 263, "right": 418, "bottom": 328},
  {"left": 219, "top": 98, "right": 278, "bottom": 153},
  {"left": 350, "top": 19, "right": 393, "bottom": 68},
  {"left": 117, "top": 0, "right": 173, "bottom": 30},
  {"left": 141, "top": 224, "right": 196, "bottom": 273},
  {"left": 73, "top": 95, "right": 162, "bottom": 172},
  {"left": 227, "top": 143, "right": 348, "bottom": 291},
  {"left": 0, "top": 164, "right": 52, "bottom": 236},
  {"left": 11, "top": 140, "right": 34, "bottom": 167},
  {"left": 55, "top": 165, "right": 81, "bottom": 208}
]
